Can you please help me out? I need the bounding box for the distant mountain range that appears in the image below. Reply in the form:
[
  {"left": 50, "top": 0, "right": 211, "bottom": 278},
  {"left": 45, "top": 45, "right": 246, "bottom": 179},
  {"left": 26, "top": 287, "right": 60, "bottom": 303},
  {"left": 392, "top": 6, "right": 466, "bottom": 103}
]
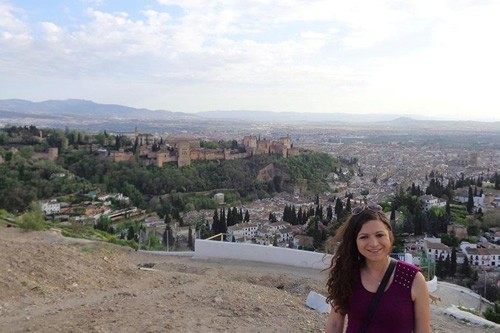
[
  {"left": 196, "top": 110, "right": 432, "bottom": 123},
  {"left": 0, "top": 99, "right": 191, "bottom": 119},
  {"left": 1, "top": 99, "right": 499, "bottom": 133},
  {"left": 0, "top": 98, "right": 422, "bottom": 123}
]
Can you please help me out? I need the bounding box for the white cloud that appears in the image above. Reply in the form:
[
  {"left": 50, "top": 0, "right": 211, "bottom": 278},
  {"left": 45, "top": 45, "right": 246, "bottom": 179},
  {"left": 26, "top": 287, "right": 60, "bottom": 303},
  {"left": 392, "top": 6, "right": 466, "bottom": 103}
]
[
  {"left": 0, "top": 0, "right": 499, "bottom": 120},
  {"left": 0, "top": 3, "right": 32, "bottom": 45}
]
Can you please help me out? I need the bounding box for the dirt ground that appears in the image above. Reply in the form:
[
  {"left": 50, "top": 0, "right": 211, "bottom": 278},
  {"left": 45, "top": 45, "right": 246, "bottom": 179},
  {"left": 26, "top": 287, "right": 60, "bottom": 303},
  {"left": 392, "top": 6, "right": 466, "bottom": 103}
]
[{"left": 0, "top": 228, "right": 497, "bottom": 333}]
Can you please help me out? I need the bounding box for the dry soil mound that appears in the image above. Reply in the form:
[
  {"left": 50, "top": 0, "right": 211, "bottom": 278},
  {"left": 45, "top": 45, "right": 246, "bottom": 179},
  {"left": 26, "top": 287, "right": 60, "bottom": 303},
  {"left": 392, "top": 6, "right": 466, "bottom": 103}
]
[{"left": 0, "top": 228, "right": 496, "bottom": 332}]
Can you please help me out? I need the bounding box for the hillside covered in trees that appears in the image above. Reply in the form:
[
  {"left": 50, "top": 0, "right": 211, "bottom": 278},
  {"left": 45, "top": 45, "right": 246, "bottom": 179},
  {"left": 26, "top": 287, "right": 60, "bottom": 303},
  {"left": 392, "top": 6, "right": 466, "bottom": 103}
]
[{"left": 0, "top": 126, "right": 341, "bottom": 214}]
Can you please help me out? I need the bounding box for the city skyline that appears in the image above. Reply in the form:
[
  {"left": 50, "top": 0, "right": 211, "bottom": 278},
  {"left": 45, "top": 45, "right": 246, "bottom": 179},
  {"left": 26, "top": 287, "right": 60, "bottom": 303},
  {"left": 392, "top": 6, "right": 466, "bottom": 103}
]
[{"left": 1, "top": 0, "right": 499, "bottom": 122}]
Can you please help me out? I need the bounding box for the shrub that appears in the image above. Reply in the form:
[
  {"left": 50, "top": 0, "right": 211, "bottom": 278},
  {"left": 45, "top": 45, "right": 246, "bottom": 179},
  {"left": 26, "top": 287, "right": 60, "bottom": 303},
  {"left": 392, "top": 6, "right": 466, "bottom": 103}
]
[
  {"left": 483, "top": 302, "right": 500, "bottom": 324},
  {"left": 18, "top": 203, "right": 46, "bottom": 231}
]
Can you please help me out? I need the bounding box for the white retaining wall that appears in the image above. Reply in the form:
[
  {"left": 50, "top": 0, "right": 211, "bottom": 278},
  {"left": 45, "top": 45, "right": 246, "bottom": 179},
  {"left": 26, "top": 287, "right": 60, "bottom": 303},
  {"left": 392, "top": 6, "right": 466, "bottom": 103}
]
[
  {"left": 194, "top": 239, "right": 332, "bottom": 270},
  {"left": 191, "top": 240, "right": 437, "bottom": 290},
  {"left": 427, "top": 276, "right": 438, "bottom": 292}
]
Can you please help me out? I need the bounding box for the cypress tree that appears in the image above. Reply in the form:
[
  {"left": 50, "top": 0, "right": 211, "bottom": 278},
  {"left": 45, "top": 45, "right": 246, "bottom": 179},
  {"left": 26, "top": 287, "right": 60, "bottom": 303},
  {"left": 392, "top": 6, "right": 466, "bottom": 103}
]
[
  {"left": 436, "top": 255, "right": 444, "bottom": 278},
  {"left": 220, "top": 208, "right": 226, "bottom": 230},
  {"left": 467, "top": 186, "right": 474, "bottom": 213},
  {"left": 127, "top": 226, "right": 135, "bottom": 241},
  {"left": 227, "top": 208, "right": 233, "bottom": 226},
  {"left": 444, "top": 254, "right": 451, "bottom": 277},
  {"left": 334, "top": 198, "right": 343, "bottom": 219},
  {"left": 345, "top": 198, "right": 351, "bottom": 214},
  {"left": 460, "top": 255, "right": 472, "bottom": 277},
  {"left": 188, "top": 226, "right": 194, "bottom": 250},
  {"left": 283, "top": 205, "right": 289, "bottom": 222},
  {"left": 297, "top": 207, "right": 303, "bottom": 225},
  {"left": 326, "top": 205, "right": 333, "bottom": 222},
  {"left": 239, "top": 208, "right": 243, "bottom": 222},
  {"left": 163, "top": 224, "right": 174, "bottom": 249},
  {"left": 390, "top": 207, "right": 396, "bottom": 231},
  {"left": 212, "top": 209, "right": 220, "bottom": 234},
  {"left": 231, "top": 207, "right": 237, "bottom": 224},
  {"left": 450, "top": 247, "right": 457, "bottom": 276}
]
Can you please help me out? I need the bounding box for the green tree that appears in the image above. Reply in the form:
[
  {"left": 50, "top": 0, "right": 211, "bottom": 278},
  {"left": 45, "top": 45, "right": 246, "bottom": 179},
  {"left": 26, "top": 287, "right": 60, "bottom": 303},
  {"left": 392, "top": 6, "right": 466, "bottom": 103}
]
[
  {"left": 467, "top": 185, "right": 474, "bottom": 213},
  {"left": 127, "top": 226, "right": 135, "bottom": 241},
  {"left": 460, "top": 255, "right": 472, "bottom": 277},
  {"left": 269, "top": 212, "right": 277, "bottom": 222},
  {"left": 484, "top": 302, "right": 500, "bottom": 324},
  {"left": 18, "top": 202, "right": 46, "bottom": 231},
  {"left": 450, "top": 247, "right": 457, "bottom": 276},
  {"left": 94, "top": 215, "right": 111, "bottom": 232},
  {"left": 435, "top": 255, "right": 445, "bottom": 278},
  {"left": 188, "top": 226, "right": 194, "bottom": 250},
  {"left": 212, "top": 209, "right": 221, "bottom": 235},
  {"left": 163, "top": 224, "right": 174, "bottom": 249},
  {"left": 146, "top": 232, "right": 161, "bottom": 250},
  {"left": 444, "top": 254, "right": 451, "bottom": 277}
]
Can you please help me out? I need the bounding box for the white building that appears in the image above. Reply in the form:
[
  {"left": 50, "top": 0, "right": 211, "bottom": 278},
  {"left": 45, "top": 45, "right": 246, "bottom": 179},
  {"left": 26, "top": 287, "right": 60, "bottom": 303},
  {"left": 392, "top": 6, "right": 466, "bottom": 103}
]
[
  {"left": 423, "top": 240, "right": 450, "bottom": 260},
  {"left": 227, "top": 222, "right": 260, "bottom": 239},
  {"left": 420, "top": 195, "right": 447, "bottom": 212},
  {"left": 464, "top": 248, "right": 500, "bottom": 268},
  {"left": 41, "top": 200, "right": 61, "bottom": 215}
]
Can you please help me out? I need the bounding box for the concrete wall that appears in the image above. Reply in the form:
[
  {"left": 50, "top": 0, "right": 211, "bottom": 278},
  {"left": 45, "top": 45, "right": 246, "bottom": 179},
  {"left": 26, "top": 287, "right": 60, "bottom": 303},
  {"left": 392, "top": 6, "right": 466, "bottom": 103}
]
[
  {"left": 427, "top": 276, "right": 438, "bottom": 292},
  {"left": 159, "top": 240, "right": 436, "bottom": 291},
  {"left": 194, "top": 239, "right": 332, "bottom": 270}
]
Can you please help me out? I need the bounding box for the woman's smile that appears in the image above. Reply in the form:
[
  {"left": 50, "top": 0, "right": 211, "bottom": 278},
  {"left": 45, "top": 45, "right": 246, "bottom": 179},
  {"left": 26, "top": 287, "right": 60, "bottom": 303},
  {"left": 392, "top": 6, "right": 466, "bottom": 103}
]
[{"left": 356, "top": 219, "right": 392, "bottom": 262}]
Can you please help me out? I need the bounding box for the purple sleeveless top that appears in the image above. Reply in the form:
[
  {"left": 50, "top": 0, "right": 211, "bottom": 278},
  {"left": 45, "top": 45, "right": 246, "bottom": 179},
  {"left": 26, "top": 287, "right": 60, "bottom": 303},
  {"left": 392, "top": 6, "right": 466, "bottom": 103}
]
[{"left": 346, "top": 260, "right": 419, "bottom": 333}]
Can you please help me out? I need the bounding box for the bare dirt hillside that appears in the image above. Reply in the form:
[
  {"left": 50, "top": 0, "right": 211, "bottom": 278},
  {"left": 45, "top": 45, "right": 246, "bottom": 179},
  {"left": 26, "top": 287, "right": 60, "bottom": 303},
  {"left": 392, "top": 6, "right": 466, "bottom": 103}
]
[{"left": 0, "top": 228, "right": 496, "bottom": 333}]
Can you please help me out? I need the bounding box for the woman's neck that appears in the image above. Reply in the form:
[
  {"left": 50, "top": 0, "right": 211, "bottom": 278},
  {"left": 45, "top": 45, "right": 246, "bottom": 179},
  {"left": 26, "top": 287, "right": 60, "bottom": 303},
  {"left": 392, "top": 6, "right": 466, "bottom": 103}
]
[{"left": 364, "top": 256, "right": 391, "bottom": 276}]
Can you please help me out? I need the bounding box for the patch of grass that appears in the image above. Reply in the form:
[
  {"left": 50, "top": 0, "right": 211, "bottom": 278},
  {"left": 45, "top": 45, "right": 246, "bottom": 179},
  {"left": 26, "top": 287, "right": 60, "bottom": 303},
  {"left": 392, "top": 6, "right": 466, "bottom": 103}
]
[
  {"left": 61, "top": 222, "right": 138, "bottom": 250},
  {"left": 20, "top": 280, "right": 28, "bottom": 287},
  {"left": 80, "top": 246, "right": 94, "bottom": 253},
  {"left": 457, "top": 306, "right": 481, "bottom": 316},
  {"left": 107, "top": 237, "right": 139, "bottom": 250}
]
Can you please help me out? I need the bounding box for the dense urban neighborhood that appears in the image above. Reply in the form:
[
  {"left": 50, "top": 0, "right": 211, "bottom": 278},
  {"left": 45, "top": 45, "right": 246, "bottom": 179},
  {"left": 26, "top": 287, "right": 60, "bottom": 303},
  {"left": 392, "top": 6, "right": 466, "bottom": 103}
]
[{"left": 1, "top": 121, "right": 500, "bottom": 326}]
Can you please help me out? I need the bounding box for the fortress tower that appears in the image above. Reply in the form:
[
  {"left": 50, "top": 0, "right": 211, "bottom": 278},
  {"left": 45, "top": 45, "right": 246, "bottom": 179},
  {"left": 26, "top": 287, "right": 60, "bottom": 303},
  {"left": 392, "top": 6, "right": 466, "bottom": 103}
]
[
  {"left": 177, "top": 141, "right": 191, "bottom": 167},
  {"left": 47, "top": 147, "right": 58, "bottom": 161}
]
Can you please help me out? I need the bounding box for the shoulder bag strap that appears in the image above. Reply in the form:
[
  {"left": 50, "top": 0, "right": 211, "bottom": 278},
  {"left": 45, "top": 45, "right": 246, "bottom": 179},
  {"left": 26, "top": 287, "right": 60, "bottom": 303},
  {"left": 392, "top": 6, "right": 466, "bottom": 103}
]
[{"left": 358, "top": 258, "right": 397, "bottom": 333}]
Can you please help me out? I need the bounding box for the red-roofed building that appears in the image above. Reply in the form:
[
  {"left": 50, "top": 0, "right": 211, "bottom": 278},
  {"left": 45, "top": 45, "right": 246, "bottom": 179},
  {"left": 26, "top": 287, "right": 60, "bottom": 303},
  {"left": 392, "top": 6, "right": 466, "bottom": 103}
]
[{"left": 464, "top": 247, "right": 500, "bottom": 268}]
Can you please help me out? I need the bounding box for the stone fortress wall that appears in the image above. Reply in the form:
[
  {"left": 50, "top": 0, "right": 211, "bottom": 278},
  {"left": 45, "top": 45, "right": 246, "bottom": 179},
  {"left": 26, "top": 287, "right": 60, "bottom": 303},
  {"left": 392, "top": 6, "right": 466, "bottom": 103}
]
[{"left": 111, "top": 132, "right": 300, "bottom": 167}]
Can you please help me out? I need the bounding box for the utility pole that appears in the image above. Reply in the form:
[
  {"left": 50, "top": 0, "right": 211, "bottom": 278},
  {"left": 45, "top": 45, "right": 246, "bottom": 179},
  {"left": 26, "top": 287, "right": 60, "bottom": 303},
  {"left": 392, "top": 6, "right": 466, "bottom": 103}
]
[{"left": 479, "top": 268, "right": 487, "bottom": 311}]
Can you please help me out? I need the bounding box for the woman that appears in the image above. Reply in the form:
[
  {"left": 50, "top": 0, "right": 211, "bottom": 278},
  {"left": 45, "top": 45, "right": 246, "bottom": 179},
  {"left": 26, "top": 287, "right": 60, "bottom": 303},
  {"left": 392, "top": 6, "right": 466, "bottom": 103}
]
[{"left": 325, "top": 204, "right": 430, "bottom": 333}]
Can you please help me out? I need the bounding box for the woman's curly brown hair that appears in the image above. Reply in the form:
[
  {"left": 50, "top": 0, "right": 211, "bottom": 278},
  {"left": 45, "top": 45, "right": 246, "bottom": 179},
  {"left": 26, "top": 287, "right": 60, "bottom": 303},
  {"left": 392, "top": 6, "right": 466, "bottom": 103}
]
[{"left": 325, "top": 209, "right": 394, "bottom": 315}]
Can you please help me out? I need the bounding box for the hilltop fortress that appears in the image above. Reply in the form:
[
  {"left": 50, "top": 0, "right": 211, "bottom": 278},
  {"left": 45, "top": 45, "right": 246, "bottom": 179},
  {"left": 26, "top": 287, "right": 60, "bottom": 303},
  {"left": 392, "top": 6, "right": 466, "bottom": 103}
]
[{"left": 107, "top": 132, "right": 300, "bottom": 167}]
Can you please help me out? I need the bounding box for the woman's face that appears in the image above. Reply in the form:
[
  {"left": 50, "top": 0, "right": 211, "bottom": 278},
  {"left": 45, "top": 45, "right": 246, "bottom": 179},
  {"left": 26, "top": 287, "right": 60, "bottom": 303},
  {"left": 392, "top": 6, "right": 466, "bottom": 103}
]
[{"left": 356, "top": 219, "right": 392, "bottom": 263}]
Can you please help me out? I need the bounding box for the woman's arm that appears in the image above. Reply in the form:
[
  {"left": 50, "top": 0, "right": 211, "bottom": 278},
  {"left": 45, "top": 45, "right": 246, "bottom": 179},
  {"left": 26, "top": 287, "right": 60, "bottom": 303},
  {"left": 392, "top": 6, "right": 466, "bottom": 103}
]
[
  {"left": 325, "top": 307, "right": 345, "bottom": 333},
  {"left": 411, "top": 271, "right": 431, "bottom": 333}
]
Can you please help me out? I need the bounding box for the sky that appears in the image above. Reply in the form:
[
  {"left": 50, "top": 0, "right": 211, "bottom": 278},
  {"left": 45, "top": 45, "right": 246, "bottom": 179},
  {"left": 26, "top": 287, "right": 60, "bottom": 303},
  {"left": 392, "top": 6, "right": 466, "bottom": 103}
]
[{"left": 1, "top": 0, "right": 499, "bottom": 121}]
